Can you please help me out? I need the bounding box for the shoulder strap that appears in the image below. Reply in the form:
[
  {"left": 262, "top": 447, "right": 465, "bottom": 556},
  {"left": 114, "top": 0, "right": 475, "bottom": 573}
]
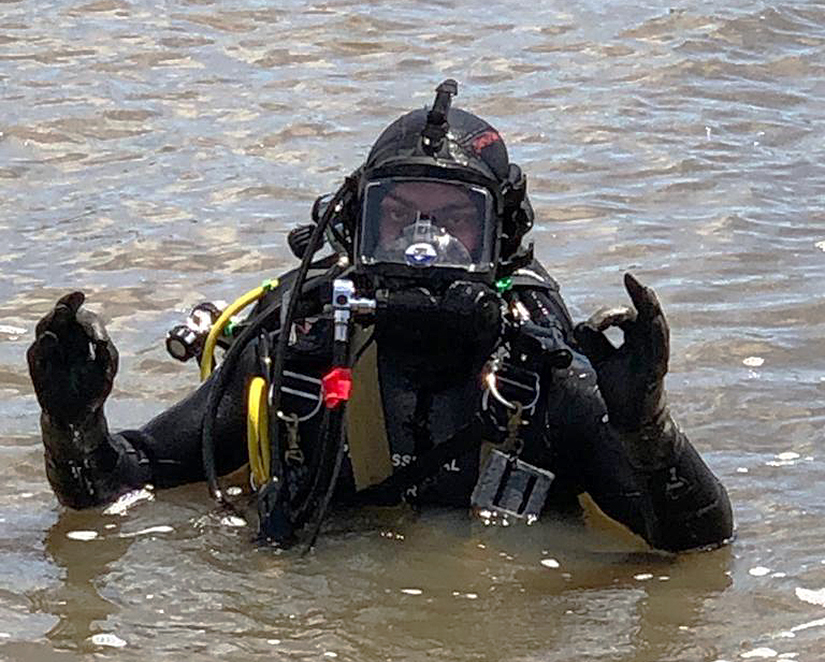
[{"left": 509, "top": 259, "right": 560, "bottom": 292}]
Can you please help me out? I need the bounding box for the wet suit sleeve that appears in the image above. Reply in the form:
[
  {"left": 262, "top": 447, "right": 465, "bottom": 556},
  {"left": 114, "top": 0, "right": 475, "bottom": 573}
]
[
  {"left": 545, "top": 351, "right": 734, "bottom": 552},
  {"left": 31, "top": 263, "right": 336, "bottom": 509},
  {"left": 120, "top": 341, "right": 259, "bottom": 488},
  {"left": 516, "top": 269, "right": 733, "bottom": 552}
]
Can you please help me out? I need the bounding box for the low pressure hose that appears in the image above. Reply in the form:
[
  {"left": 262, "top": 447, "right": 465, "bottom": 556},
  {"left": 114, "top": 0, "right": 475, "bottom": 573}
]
[
  {"left": 199, "top": 280, "right": 277, "bottom": 382},
  {"left": 264, "top": 177, "right": 355, "bottom": 492},
  {"left": 246, "top": 375, "right": 271, "bottom": 486}
]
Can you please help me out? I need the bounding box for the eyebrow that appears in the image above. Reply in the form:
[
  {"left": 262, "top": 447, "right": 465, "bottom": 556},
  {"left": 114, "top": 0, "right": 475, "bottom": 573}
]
[{"left": 384, "top": 191, "right": 474, "bottom": 215}]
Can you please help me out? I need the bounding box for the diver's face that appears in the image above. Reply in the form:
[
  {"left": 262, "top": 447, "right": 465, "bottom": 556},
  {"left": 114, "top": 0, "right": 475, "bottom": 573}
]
[{"left": 378, "top": 181, "right": 480, "bottom": 254}]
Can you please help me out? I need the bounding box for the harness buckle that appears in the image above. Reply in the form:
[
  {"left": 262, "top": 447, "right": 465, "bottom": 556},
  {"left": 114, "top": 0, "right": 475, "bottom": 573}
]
[
  {"left": 269, "top": 370, "right": 323, "bottom": 423},
  {"left": 471, "top": 449, "right": 555, "bottom": 523}
]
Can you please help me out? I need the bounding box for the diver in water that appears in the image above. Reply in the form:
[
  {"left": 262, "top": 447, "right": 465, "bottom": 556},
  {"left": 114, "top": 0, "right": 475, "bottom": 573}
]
[{"left": 27, "top": 81, "right": 733, "bottom": 551}]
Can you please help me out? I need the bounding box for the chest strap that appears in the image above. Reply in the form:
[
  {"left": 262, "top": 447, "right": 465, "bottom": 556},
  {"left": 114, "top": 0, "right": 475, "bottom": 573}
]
[{"left": 353, "top": 418, "right": 484, "bottom": 505}]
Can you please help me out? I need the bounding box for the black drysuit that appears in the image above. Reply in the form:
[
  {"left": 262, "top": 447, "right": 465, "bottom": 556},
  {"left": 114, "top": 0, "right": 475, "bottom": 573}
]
[{"left": 34, "top": 261, "right": 733, "bottom": 553}]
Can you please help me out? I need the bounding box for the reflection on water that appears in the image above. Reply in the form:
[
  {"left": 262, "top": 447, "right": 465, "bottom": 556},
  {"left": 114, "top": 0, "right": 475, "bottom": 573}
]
[{"left": 1, "top": 0, "right": 825, "bottom": 659}]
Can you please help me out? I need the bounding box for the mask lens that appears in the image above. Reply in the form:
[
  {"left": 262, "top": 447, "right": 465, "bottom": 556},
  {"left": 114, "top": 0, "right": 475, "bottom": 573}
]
[{"left": 359, "top": 179, "right": 493, "bottom": 270}]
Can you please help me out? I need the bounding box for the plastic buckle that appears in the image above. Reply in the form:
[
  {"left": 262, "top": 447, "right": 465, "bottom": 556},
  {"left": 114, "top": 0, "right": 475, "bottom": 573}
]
[
  {"left": 322, "top": 367, "right": 353, "bottom": 409},
  {"left": 471, "top": 449, "right": 554, "bottom": 522}
]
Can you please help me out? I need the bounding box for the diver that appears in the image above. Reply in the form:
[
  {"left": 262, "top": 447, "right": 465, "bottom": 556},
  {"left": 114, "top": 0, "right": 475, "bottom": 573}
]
[{"left": 26, "top": 80, "right": 734, "bottom": 552}]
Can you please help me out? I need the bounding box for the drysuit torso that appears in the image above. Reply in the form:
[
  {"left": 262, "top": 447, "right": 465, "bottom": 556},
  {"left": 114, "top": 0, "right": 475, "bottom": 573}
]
[{"left": 37, "top": 260, "right": 733, "bottom": 552}]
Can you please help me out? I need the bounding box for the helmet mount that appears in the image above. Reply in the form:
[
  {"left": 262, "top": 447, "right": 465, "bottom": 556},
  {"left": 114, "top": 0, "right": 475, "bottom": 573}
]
[{"left": 420, "top": 79, "right": 458, "bottom": 156}]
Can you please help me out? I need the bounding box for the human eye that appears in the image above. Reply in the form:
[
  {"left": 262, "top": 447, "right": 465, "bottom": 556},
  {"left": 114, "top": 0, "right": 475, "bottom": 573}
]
[
  {"left": 381, "top": 199, "right": 406, "bottom": 222},
  {"left": 388, "top": 206, "right": 409, "bottom": 223}
]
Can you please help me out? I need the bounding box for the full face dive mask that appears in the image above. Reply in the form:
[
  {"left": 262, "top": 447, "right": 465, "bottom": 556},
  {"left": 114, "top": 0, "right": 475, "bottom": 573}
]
[{"left": 358, "top": 177, "right": 496, "bottom": 277}]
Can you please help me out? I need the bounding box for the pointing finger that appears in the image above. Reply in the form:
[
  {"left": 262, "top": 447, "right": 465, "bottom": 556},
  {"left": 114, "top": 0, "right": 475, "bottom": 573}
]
[
  {"left": 649, "top": 315, "right": 670, "bottom": 377},
  {"left": 624, "top": 273, "right": 662, "bottom": 321}
]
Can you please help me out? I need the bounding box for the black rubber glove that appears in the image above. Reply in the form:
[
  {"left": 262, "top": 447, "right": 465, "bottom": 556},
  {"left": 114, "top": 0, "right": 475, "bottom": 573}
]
[
  {"left": 27, "top": 292, "right": 118, "bottom": 426},
  {"left": 573, "top": 274, "right": 672, "bottom": 462},
  {"left": 575, "top": 275, "right": 734, "bottom": 546}
]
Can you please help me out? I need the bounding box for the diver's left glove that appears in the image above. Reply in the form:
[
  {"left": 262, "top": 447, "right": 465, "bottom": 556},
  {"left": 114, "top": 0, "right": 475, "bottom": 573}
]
[
  {"left": 27, "top": 291, "right": 118, "bottom": 426},
  {"left": 573, "top": 273, "right": 678, "bottom": 470}
]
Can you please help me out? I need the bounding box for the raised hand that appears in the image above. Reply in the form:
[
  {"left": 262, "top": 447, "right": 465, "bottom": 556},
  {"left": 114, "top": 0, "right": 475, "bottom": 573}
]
[
  {"left": 27, "top": 292, "right": 118, "bottom": 426},
  {"left": 573, "top": 273, "right": 669, "bottom": 433}
]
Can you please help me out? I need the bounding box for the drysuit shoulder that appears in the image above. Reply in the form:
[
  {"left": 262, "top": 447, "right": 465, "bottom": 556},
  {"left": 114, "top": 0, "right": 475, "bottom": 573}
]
[
  {"left": 510, "top": 259, "right": 560, "bottom": 292},
  {"left": 509, "top": 259, "right": 574, "bottom": 337}
]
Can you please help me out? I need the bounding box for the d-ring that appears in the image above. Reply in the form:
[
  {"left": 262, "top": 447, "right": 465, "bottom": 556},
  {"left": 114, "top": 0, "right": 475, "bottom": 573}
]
[{"left": 485, "top": 371, "right": 518, "bottom": 410}]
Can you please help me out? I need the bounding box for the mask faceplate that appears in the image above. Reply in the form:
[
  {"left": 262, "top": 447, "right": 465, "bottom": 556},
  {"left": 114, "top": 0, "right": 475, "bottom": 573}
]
[{"left": 358, "top": 178, "right": 495, "bottom": 274}]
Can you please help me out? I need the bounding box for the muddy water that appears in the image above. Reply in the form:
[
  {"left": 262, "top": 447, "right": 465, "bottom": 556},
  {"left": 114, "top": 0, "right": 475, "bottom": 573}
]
[{"left": 1, "top": 0, "right": 825, "bottom": 660}]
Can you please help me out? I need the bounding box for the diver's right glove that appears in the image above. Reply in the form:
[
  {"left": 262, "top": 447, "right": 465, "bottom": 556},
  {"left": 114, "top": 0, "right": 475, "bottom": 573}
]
[
  {"left": 28, "top": 293, "right": 154, "bottom": 509},
  {"left": 27, "top": 291, "right": 118, "bottom": 427},
  {"left": 573, "top": 273, "right": 679, "bottom": 470}
]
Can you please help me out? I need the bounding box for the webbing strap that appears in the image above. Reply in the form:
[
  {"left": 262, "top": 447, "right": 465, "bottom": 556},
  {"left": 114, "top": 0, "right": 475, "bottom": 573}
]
[{"left": 353, "top": 419, "right": 483, "bottom": 505}]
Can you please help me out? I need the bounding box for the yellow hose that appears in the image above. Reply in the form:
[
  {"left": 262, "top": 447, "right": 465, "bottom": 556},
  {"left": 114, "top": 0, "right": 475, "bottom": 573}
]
[
  {"left": 247, "top": 376, "right": 271, "bottom": 485},
  {"left": 199, "top": 279, "right": 277, "bottom": 381}
]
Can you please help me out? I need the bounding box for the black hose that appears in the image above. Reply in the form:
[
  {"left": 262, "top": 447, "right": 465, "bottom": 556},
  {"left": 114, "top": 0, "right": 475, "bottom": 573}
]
[
  {"left": 304, "top": 417, "right": 348, "bottom": 552},
  {"left": 298, "top": 305, "right": 353, "bottom": 550},
  {"left": 289, "top": 406, "right": 333, "bottom": 527},
  {"left": 265, "top": 179, "right": 354, "bottom": 483},
  {"left": 199, "top": 280, "right": 290, "bottom": 503},
  {"left": 290, "top": 287, "right": 360, "bottom": 532},
  {"left": 200, "top": 177, "right": 354, "bottom": 504}
]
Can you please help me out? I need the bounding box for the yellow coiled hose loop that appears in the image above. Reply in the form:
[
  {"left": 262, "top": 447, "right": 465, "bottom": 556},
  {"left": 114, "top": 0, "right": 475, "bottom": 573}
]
[
  {"left": 247, "top": 376, "right": 271, "bottom": 486},
  {"left": 199, "top": 279, "right": 278, "bottom": 382},
  {"left": 197, "top": 279, "right": 278, "bottom": 485}
]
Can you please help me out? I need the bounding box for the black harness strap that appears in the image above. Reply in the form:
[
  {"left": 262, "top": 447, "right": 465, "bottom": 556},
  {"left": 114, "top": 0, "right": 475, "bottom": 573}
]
[{"left": 353, "top": 418, "right": 484, "bottom": 506}]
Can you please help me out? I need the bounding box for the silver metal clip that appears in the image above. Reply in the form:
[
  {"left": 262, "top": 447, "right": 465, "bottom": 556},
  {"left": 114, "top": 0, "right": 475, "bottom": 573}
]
[{"left": 279, "top": 412, "right": 304, "bottom": 465}]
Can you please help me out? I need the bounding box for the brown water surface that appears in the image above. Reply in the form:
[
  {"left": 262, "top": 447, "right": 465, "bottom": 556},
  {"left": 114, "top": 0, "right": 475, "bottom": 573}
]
[{"left": 1, "top": 1, "right": 825, "bottom": 660}]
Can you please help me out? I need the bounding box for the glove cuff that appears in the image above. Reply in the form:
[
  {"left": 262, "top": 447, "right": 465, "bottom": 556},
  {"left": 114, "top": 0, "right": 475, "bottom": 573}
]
[{"left": 619, "top": 397, "right": 684, "bottom": 471}]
